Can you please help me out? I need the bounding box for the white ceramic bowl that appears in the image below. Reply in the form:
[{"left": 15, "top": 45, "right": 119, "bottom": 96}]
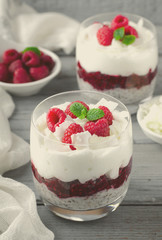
[
  {"left": 137, "top": 95, "right": 162, "bottom": 144},
  {"left": 0, "top": 47, "right": 61, "bottom": 96}
]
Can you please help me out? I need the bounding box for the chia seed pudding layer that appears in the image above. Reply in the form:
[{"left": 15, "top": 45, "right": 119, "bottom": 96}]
[
  {"left": 32, "top": 157, "right": 132, "bottom": 210},
  {"left": 34, "top": 176, "right": 130, "bottom": 211},
  {"left": 77, "top": 61, "right": 157, "bottom": 105},
  {"left": 77, "top": 75, "right": 157, "bottom": 105}
]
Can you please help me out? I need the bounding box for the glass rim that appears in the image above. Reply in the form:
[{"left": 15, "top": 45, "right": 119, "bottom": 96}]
[
  {"left": 79, "top": 11, "right": 157, "bottom": 44},
  {"left": 31, "top": 90, "right": 131, "bottom": 148}
]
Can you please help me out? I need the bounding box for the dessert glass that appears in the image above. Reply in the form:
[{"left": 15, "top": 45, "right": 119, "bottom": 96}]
[
  {"left": 76, "top": 13, "right": 158, "bottom": 113},
  {"left": 30, "top": 90, "right": 133, "bottom": 221}
]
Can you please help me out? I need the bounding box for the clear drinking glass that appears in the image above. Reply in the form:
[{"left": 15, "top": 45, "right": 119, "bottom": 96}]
[
  {"left": 30, "top": 90, "right": 133, "bottom": 221},
  {"left": 76, "top": 13, "right": 158, "bottom": 114}
]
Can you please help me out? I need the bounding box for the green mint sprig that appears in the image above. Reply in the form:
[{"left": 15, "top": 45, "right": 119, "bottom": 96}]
[
  {"left": 70, "top": 102, "right": 88, "bottom": 119},
  {"left": 22, "top": 47, "right": 41, "bottom": 56},
  {"left": 113, "top": 27, "right": 125, "bottom": 40},
  {"left": 113, "top": 27, "right": 136, "bottom": 46},
  {"left": 70, "top": 102, "right": 105, "bottom": 121},
  {"left": 86, "top": 108, "right": 104, "bottom": 121},
  {"left": 122, "top": 35, "right": 136, "bottom": 45}
]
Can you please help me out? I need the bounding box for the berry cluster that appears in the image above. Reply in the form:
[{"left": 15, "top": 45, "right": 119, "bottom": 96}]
[
  {"left": 0, "top": 47, "right": 55, "bottom": 84},
  {"left": 97, "top": 14, "right": 138, "bottom": 46},
  {"left": 32, "top": 157, "right": 132, "bottom": 198},
  {"left": 46, "top": 100, "right": 113, "bottom": 150}
]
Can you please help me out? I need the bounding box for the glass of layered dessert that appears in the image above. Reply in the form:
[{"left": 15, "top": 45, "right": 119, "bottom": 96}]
[
  {"left": 76, "top": 13, "right": 158, "bottom": 113},
  {"left": 30, "top": 90, "right": 133, "bottom": 221}
]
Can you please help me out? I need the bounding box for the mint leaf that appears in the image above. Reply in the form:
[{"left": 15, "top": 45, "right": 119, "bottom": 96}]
[
  {"left": 79, "top": 108, "right": 87, "bottom": 119},
  {"left": 22, "top": 47, "right": 41, "bottom": 55},
  {"left": 87, "top": 108, "right": 104, "bottom": 121},
  {"left": 113, "top": 27, "right": 125, "bottom": 40},
  {"left": 122, "top": 35, "right": 136, "bottom": 45},
  {"left": 70, "top": 102, "right": 88, "bottom": 118}
]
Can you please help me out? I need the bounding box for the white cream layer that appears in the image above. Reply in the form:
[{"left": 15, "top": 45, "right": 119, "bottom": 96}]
[
  {"left": 30, "top": 98, "right": 133, "bottom": 183},
  {"left": 76, "top": 19, "right": 158, "bottom": 76}
]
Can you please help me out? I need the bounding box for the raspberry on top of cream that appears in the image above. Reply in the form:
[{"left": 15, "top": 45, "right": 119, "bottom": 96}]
[
  {"left": 76, "top": 14, "right": 158, "bottom": 76},
  {"left": 36, "top": 98, "right": 129, "bottom": 150},
  {"left": 31, "top": 98, "right": 132, "bottom": 183},
  {"left": 97, "top": 15, "right": 138, "bottom": 46}
]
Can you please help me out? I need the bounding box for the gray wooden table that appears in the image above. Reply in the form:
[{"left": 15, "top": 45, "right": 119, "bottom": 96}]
[{"left": 4, "top": 2, "right": 162, "bottom": 238}]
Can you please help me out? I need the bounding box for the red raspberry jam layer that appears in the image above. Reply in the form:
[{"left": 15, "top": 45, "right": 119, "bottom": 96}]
[
  {"left": 77, "top": 61, "right": 157, "bottom": 91},
  {"left": 32, "top": 157, "right": 132, "bottom": 199}
]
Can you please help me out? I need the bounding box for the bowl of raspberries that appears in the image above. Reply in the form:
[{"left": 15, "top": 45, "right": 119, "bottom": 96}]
[{"left": 0, "top": 46, "right": 61, "bottom": 96}]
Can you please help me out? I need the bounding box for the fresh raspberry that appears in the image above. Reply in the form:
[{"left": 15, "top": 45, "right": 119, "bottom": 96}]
[
  {"left": 62, "top": 123, "right": 83, "bottom": 150},
  {"left": 22, "top": 51, "right": 40, "bottom": 67},
  {"left": 65, "top": 101, "right": 89, "bottom": 119},
  {"left": 40, "top": 51, "right": 44, "bottom": 56},
  {"left": 8, "top": 59, "right": 23, "bottom": 73},
  {"left": 41, "top": 54, "right": 55, "bottom": 71},
  {"left": 84, "top": 118, "right": 110, "bottom": 137},
  {"left": 13, "top": 68, "right": 32, "bottom": 84},
  {"left": 98, "top": 106, "right": 113, "bottom": 125},
  {"left": 3, "top": 49, "right": 20, "bottom": 64},
  {"left": 0, "top": 63, "right": 10, "bottom": 82},
  {"left": 46, "top": 108, "right": 66, "bottom": 132},
  {"left": 30, "top": 65, "right": 49, "bottom": 80},
  {"left": 124, "top": 25, "right": 138, "bottom": 38},
  {"left": 111, "top": 15, "right": 129, "bottom": 30},
  {"left": 97, "top": 25, "right": 113, "bottom": 46}
]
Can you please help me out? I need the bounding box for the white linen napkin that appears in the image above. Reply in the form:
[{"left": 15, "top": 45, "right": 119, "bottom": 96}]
[
  {"left": 0, "top": 87, "right": 30, "bottom": 175},
  {"left": 0, "top": 0, "right": 80, "bottom": 54},
  {"left": 0, "top": 87, "right": 54, "bottom": 239},
  {"left": 0, "top": 175, "right": 54, "bottom": 240}
]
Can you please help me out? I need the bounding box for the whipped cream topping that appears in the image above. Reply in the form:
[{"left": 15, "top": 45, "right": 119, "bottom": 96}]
[
  {"left": 31, "top": 98, "right": 132, "bottom": 183},
  {"left": 76, "top": 19, "right": 158, "bottom": 76}
]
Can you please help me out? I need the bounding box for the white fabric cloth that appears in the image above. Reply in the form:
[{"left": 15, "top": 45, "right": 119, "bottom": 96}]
[
  {"left": 0, "top": 87, "right": 30, "bottom": 175},
  {"left": 0, "top": 0, "right": 80, "bottom": 54},
  {"left": 0, "top": 87, "right": 54, "bottom": 239},
  {"left": 0, "top": 175, "right": 54, "bottom": 240}
]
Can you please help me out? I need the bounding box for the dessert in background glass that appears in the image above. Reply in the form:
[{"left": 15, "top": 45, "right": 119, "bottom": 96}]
[
  {"left": 30, "top": 90, "right": 133, "bottom": 221},
  {"left": 76, "top": 13, "right": 158, "bottom": 113}
]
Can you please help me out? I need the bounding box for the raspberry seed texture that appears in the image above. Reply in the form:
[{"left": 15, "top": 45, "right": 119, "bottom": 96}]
[
  {"left": 84, "top": 118, "right": 110, "bottom": 137},
  {"left": 97, "top": 25, "right": 113, "bottom": 46},
  {"left": 111, "top": 15, "right": 129, "bottom": 30},
  {"left": 62, "top": 123, "right": 84, "bottom": 150},
  {"left": 47, "top": 108, "right": 66, "bottom": 132},
  {"left": 98, "top": 106, "right": 113, "bottom": 125}
]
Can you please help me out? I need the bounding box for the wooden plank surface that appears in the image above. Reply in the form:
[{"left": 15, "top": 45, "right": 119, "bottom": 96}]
[
  {"left": 37, "top": 205, "right": 162, "bottom": 240},
  {"left": 5, "top": 53, "right": 162, "bottom": 239},
  {"left": 4, "top": 3, "right": 162, "bottom": 237}
]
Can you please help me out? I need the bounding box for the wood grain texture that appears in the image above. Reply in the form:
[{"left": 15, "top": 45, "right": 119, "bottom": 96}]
[
  {"left": 37, "top": 205, "right": 162, "bottom": 240},
  {"left": 4, "top": 2, "right": 162, "bottom": 236}
]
